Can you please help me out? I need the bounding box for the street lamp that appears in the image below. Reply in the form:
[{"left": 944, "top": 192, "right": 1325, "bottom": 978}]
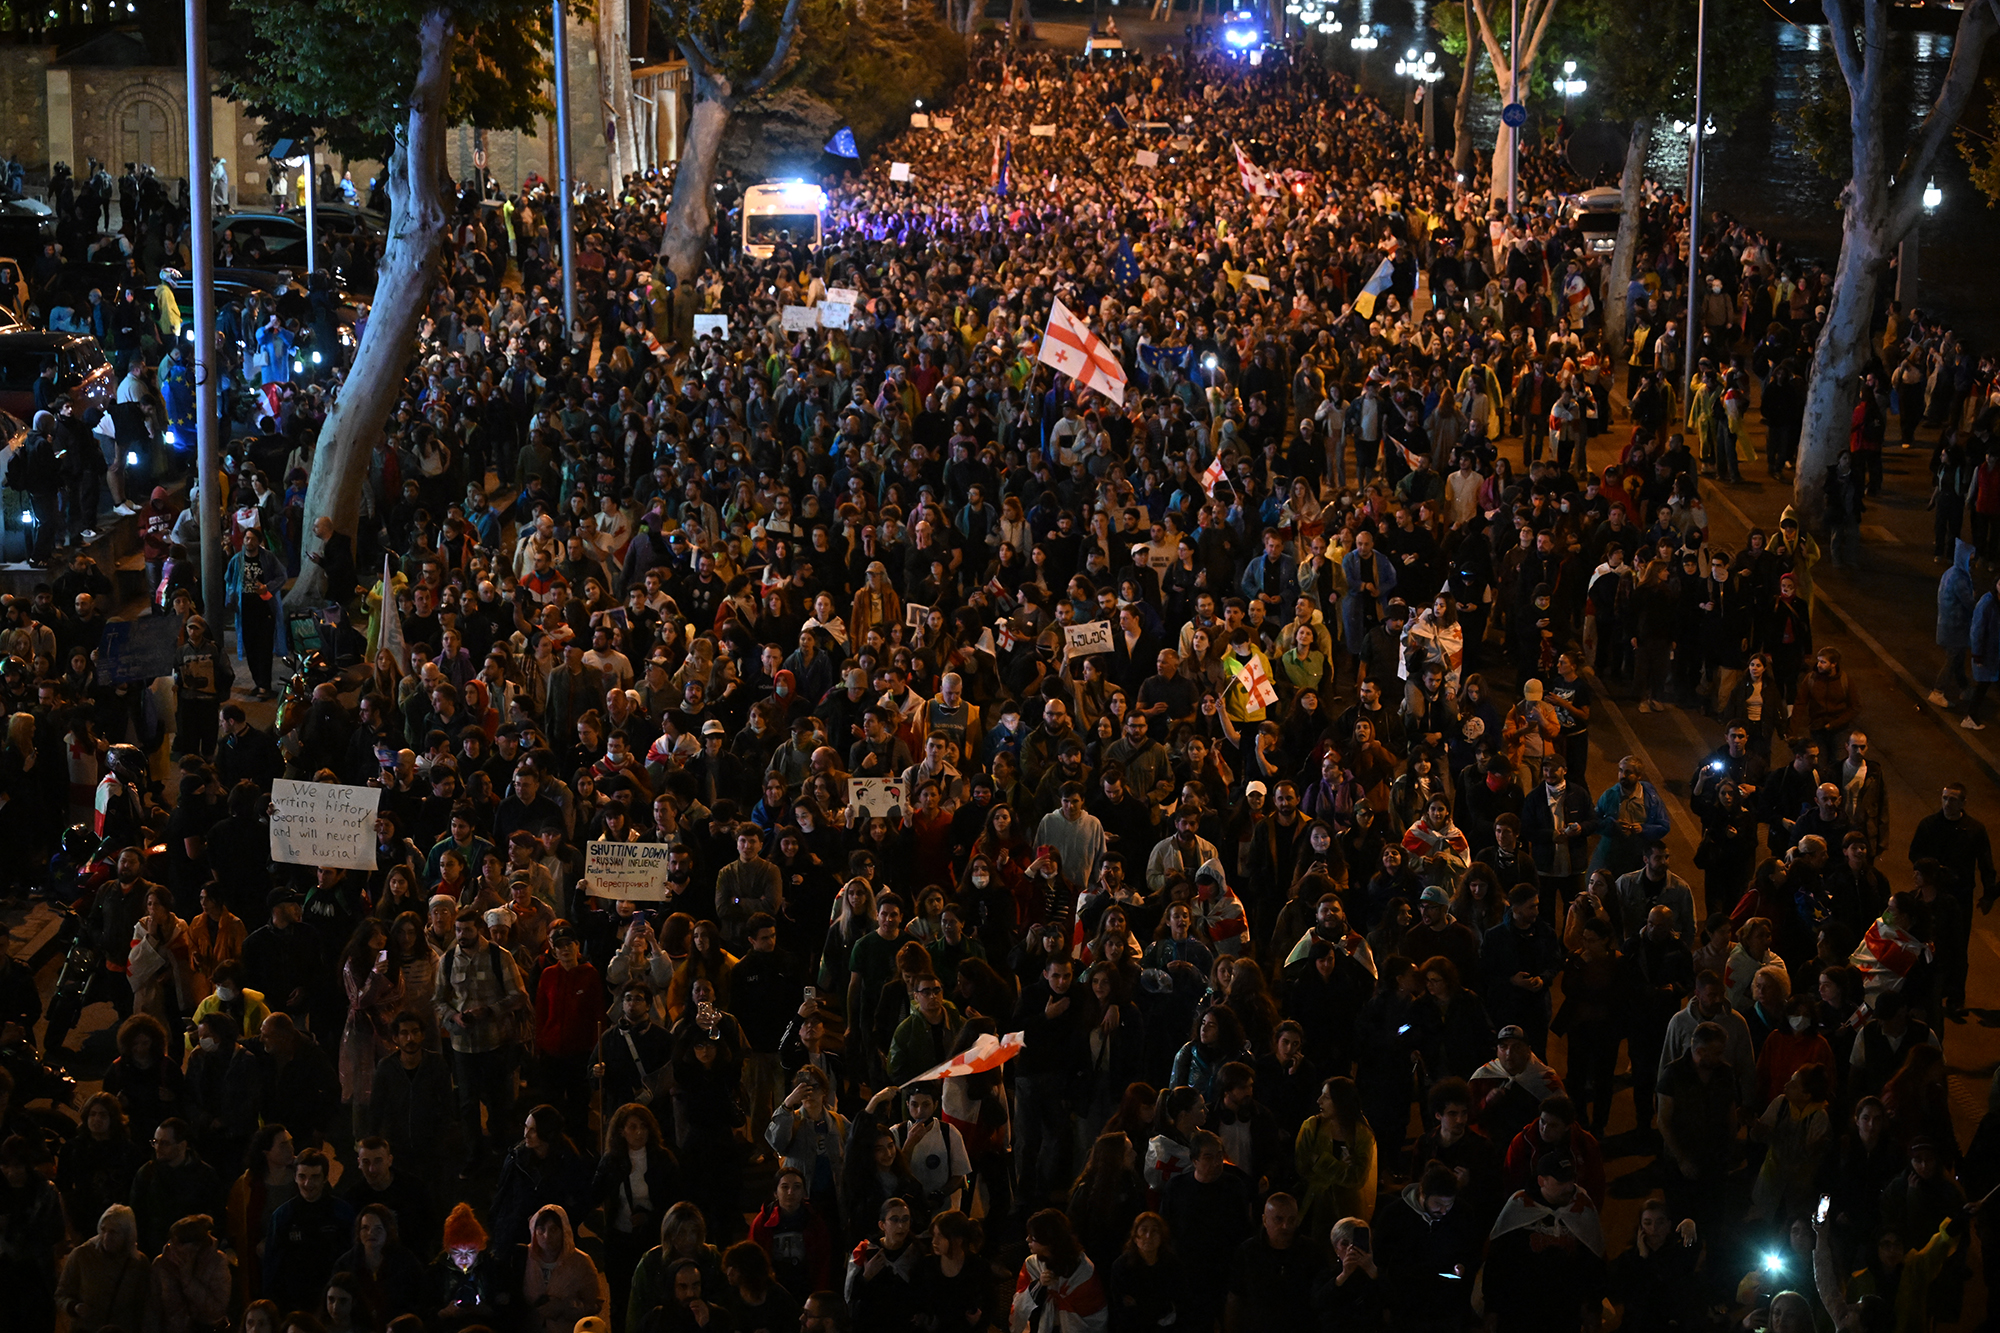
[
  {"left": 1394, "top": 49, "right": 1445, "bottom": 145},
  {"left": 1901, "top": 178, "right": 1942, "bottom": 308},
  {"left": 1555, "top": 59, "right": 1587, "bottom": 103},
  {"left": 1350, "top": 23, "right": 1378, "bottom": 50}
]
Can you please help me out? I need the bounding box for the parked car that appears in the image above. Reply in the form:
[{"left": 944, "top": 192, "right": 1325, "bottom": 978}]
[{"left": 0, "top": 332, "right": 112, "bottom": 419}]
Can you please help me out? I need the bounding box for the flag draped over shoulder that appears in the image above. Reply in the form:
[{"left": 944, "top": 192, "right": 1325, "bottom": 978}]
[{"left": 1233, "top": 141, "right": 1280, "bottom": 198}]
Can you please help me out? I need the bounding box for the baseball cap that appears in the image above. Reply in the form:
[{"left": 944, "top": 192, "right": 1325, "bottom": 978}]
[
  {"left": 266, "top": 887, "right": 304, "bottom": 909},
  {"left": 702, "top": 719, "right": 727, "bottom": 736},
  {"left": 1522, "top": 679, "right": 1544, "bottom": 701},
  {"left": 1244, "top": 780, "right": 1268, "bottom": 797},
  {"left": 1419, "top": 885, "right": 1449, "bottom": 906},
  {"left": 1533, "top": 1151, "right": 1576, "bottom": 1182},
  {"left": 1496, "top": 1024, "right": 1528, "bottom": 1043}
]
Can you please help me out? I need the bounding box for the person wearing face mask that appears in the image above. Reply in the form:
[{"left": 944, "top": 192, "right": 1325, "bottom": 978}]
[{"left": 181, "top": 959, "right": 270, "bottom": 1057}]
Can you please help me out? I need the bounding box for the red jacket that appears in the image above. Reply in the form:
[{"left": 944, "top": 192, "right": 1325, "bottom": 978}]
[
  {"left": 1501, "top": 1120, "right": 1607, "bottom": 1210},
  {"left": 533, "top": 960, "right": 605, "bottom": 1056}
]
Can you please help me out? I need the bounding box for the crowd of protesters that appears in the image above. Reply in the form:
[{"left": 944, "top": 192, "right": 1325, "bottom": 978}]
[{"left": 4, "top": 27, "right": 2000, "bottom": 1333}]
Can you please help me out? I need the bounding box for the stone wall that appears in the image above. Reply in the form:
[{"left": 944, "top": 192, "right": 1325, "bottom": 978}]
[{"left": 0, "top": 46, "right": 50, "bottom": 170}]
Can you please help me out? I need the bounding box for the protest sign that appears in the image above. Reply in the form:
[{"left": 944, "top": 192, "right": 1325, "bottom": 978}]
[
  {"left": 932, "top": 115, "right": 954, "bottom": 133},
  {"left": 1064, "top": 620, "right": 1114, "bottom": 658},
  {"left": 905, "top": 602, "right": 929, "bottom": 627},
  {"left": 1134, "top": 149, "right": 1159, "bottom": 168},
  {"left": 1244, "top": 273, "right": 1271, "bottom": 291},
  {"left": 781, "top": 304, "right": 819, "bottom": 331},
  {"left": 889, "top": 162, "right": 912, "bottom": 182},
  {"left": 97, "top": 615, "right": 181, "bottom": 685},
  {"left": 819, "top": 301, "right": 853, "bottom": 329},
  {"left": 850, "top": 777, "right": 905, "bottom": 820},
  {"left": 825, "top": 287, "right": 860, "bottom": 305},
  {"left": 911, "top": 113, "right": 931, "bottom": 128},
  {"left": 692, "top": 314, "right": 730, "bottom": 339},
  {"left": 1029, "top": 124, "right": 1057, "bottom": 137},
  {"left": 585, "top": 839, "right": 674, "bottom": 901},
  {"left": 270, "top": 779, "right": 381, "bottom": 870}
]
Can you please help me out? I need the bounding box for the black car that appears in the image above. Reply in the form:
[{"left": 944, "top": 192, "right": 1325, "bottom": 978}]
[{"left": 0, "top": 332, "right": 112, "bottom": 419}]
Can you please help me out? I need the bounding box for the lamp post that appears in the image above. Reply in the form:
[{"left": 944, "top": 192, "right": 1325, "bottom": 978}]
[
  {"left": 1394, "top": 49, "right": 1444, "bottom": 146},
  {"left": 1681, "top": 0, "right": 1707, "bottom": 401},
  {"left": 1555, "top": 60, "right": 1587, "bottom": 107},
  {"left": 1899, "top": 178, "right": 1941, "bottom": 310}
]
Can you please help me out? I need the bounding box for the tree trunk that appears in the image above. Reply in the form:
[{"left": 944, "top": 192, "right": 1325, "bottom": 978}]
[
  {"left": 599, "top": 0, "right": 638, "bottom": 183},
  {"left": 1486, "top": 67, "right": 1516, "bottom": 203},
  {"left": 1009, "top": 0, "right": 1025, "bottom": 42},
  {"left": 1792, "top": 210, "right": 1884, "bottom": 527},
  {"left": 658, "top": 90, "right": 732, "bottom": 282},
  {"left": 286, "top": 7, "right": 455, "bottom": 611},
  {"left": 1452, "top": 3, "right": 1478, "bottom": 180},
  {"left": 1603, "top": 114, "right": 1652, "bottom": 363}
]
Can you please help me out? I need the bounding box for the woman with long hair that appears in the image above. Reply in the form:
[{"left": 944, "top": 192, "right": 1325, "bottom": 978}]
[
  {"left": 1010, "top": 1209, "right": 1107, "bottom": 1333},
  {"left": 919, "top": 1209, "right": 991, "bottom": 1333},
  {"left": 338, "top": 919, "right": 402, "bottom": 1132},
  {"left": 225, "top": 1123, "right": 296, "bottom": 1305},
  {"left": 1295, "top": 1076, "right": 1377, "bottom": 1239},
  {"left": 1141, "top": 1086, "right": 1206, "bottom": 1199},
  {"left": 1066, "top": 1132, "right": 1146, "bottom": 1269},
  {"left": 1107, "top": 1212, "right": 1187, "bottom": 1333},
  {"left": 591, "top": 1102, "right": 679, "bottom": 1326},
  {"left": 1167, "top": 1004, "right": 1247, "bottom": 1102},
  {"left": 54, "top": 1093, "right": 146, "bottom": 1240},
  {"left": 329, "top": 1205, "right": 428, "bottom": 1328},
  {"left": 128, "top": 885, "right": 194, "bottom": 1045}
]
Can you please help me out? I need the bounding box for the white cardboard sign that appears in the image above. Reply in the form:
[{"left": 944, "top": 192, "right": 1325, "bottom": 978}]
[
  {"left": 825, "top": 287, "right": 860, "bottom": 305},
  {"left": 692, "top": 314, "right": 729, "bottom": 339},
  {"left": 1134, "top": 149, "right": 1159, "bottom": 168},
  {"left": 781, "top": 304, "right": 819, "bottom": 331},
  {"left": 819, "top": 301, "right": 853, "bottom": 329},
  {"left": 269, "top": 779, "right": 382, "bottom": 871},
  {"left": 585, "top": 839, "right": 674, "bottom": 901},
  {"left": 850, "top": 777, "right": 905, "bottom": 820},
  {"left": 1029, "top": 124, "right": 1057, "bottom": 137},
  {"left": 889, "top": 162, "right": 912, "bottom": 182},
  {"left": 1065, "top": 620, "right": 1114, "bottom": 658}
]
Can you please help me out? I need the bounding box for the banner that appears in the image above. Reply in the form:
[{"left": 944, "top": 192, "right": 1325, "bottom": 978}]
[
  {"left": 1064, "top": 620, "right": 1114, "bottom": 658},
  {"left": 585, "top": 839, "right": 674, "bottom": 901},
  {"left": 900, "top": 1030, "right": 1026, "bottom": 1086},
  {"left": 889, "top": 162, "right": 912, "bottom": 182},
  {"left": 270, "top": 778, "right": 382, "bottom": 870},
  {"left": 850, "top": 777, "right": 905, "bottom": 820},
  {"left": 97, "top": 615, "right": 180, "bottom": 684},
  {"left": 692, "top": 314, "right": 730, "bottom": 339},
  {"left": 781, "top": 304, "right": 819, "bottom": 331}
]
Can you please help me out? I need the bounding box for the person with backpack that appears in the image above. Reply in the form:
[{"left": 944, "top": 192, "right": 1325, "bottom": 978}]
[{"left": 432, "top": 904, "right": 530, "bottom": 1177}]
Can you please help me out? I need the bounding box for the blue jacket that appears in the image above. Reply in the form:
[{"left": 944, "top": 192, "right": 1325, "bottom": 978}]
[
  {"left": 1239, "top": 551, "right": 1299, "bottom": 606},
  {"left": 1939, "top": 538, "right": 1977, "bottom": 650},
  {"left": 1973, "top": 591, "right": 2000, "bottom": 683},
  {"left": 1588, "top": 779, "right": 1671, "bottom": 871},
  {"left": 224, "top": 545, "right": 290, "bottom": 660}
]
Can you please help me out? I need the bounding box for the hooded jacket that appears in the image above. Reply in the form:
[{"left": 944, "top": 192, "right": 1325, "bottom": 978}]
[
  {"left": 1939, "top": 539, "right": 1977, "bottom": 650},
  {"left": 1190, "top": 858, "right": 1247, "bottom": 955},
  {"left": 520, "top": 1203, "right": 607, "bottom": 1333}
]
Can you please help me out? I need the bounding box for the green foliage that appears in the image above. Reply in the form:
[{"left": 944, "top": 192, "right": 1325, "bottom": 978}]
[
  {"left": 1430, "top": 0, "right": 1604, "bottom": 104},
  {"left": 1585, "top": 0, "right": 1766, "bottom": 132},
  {"left": 1954, "top": 74, "right": 2000, "bottom": 206},
  {"left": 1795, "top": 61, "right": 1855, "bottom": 183},
  {"left": 781, "top": 4, "right": 967, "bottom": 150},
  {"left": 226, "top": 0, "right": 575, "bottom": 162}
]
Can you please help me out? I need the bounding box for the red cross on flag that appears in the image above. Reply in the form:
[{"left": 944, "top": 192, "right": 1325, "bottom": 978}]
[
  {"left": 1037, "top": 297, "right": 1128, "bottom": 405},
  {"left": 1201, "top": 455, "right": 1228, "bottom": 493},
  {"left": 1233, "top": 141, "right": 1281, "bottom": 198},
  {"left": 1240, "top": 656, "right": 1279, "bottom": 708},
  {"left": 898, "top": 1030, "right": 1026, "bottom": 1087}
]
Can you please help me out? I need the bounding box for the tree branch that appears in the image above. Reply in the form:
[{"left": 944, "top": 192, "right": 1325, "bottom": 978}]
[
  {"left": 741, "top": 0, "right": 808, "bottom": 95},
  {"left": 1821, "top": 0, "right": 1863, "bottom": 96},
  {"left": 1888, "top": 0, "right": 1998, "bottom": 232},
  {"left": 1518, "top": 0, "right": 1559, "bottom": 78},
  {"left": 1469, "top": 0, "right": 1509, "bottom": 89}
]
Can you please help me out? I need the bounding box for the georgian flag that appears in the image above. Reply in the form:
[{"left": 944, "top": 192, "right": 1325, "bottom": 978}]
[
  {"left": 1233, "top": 141, "right": 1281, "bottom": 198},
  {"left": 1201, "top": 455, "right": 1228, "bottom": 493},
  {"left": 1036, "top": 297, "right": 1128, "bottom": 404},
  {"left": 899, "top": 1030, "right": 1026, "bottom": 1086},
  {"left": 1239, "top": 655, "right": 1279, "bottom": 707}
]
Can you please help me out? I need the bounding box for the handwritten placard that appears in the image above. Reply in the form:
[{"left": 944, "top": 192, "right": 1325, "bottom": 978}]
[
  {"left": 825, "top": 287, "right": 860, "bottom": 305},
  {"left": 269, "top": 779, "right": 381, "bottom": 870},
  {"left": 692, "top": 314, "right": 729, "bottom": 339},
  {"left": 889, "top": 163, "right": 912, "bottom": 182},
  {"left": 1065, "top": 620, "right": 1114, "bottom": 658},
  {"left": 1134, "top": 149, "right": 1159, "bottom": 168},
  {"left": 850, "top": 777, "right": 904, "bottom": 820},
  {"left": 585, "top": 839, "right": 674, "bottom": 901},
  {"left": 819, "top": 301, "right": 853, "bottom": 330},
  {"left": 781, "top": 304, "right": 819, "bottom": 331}
]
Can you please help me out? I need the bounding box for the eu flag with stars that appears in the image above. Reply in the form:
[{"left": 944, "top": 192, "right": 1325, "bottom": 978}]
[
  {"left": 1111, "top": 238, "right": 1140, "bottom": 286},
  {"left": 824, "top": 127, "right": 859, "bottom": 159}
]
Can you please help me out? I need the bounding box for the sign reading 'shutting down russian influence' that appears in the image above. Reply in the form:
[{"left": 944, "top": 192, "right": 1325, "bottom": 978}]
[
  {"left": 270, "top": 779, "right": 382, "bottom": 870},
  {"left": 585, "top": 839, "right": 674, "bottom": 901}
]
